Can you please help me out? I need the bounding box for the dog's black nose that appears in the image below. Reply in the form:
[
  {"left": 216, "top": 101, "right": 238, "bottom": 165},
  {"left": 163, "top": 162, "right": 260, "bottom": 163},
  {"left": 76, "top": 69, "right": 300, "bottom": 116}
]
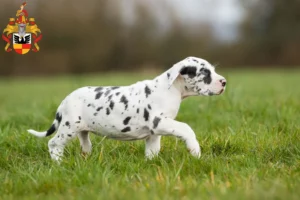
[{"left": 220, "top": 79, "right": 226, "bottom": 87}]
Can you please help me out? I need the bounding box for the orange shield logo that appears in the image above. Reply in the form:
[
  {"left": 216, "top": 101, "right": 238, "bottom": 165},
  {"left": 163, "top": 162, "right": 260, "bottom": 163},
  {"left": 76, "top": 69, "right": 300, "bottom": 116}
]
[
  {"left": 13, "top": 33, "right": 31, "bottom": 54},
  {"left": 2, "top": 2, "right": 42, "bottom": 54}
]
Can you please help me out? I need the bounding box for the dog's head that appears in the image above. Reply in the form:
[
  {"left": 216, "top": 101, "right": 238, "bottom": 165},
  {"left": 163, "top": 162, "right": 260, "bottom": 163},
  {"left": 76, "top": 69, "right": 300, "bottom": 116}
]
[{"left": 167, "top": 57, "right": 226, "bottom": 97}]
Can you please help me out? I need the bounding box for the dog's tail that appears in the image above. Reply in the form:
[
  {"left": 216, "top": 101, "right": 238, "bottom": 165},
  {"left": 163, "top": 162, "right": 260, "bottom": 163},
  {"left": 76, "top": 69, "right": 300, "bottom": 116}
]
[{"left": 27, "top": 112, "right": 62, "bottom": 137}]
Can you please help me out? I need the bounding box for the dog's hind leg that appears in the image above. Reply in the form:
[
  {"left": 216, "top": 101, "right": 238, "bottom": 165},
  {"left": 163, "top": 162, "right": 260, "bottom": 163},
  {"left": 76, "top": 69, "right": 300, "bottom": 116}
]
[
  {"left": 48, "top": 123, "right": 78, "bottom": 162},
  {"left": 78, "top": 131, "right": 92, "bottom": 156}
]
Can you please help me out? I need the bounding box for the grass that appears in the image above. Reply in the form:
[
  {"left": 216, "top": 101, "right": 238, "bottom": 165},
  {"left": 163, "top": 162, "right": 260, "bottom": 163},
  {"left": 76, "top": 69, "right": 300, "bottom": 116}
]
[{"left": 0, "top": 70, "right": 300, "bottom": 200}]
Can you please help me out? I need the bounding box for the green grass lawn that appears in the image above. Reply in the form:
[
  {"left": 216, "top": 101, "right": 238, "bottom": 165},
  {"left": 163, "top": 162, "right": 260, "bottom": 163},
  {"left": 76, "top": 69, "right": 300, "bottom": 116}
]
[{"left": 0, "top": 70, "right": 300, "bottom": 200}]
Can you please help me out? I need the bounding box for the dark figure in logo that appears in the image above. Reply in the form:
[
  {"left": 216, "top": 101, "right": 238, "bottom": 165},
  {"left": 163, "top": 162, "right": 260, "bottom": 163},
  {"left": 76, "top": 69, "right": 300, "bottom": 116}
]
[{"left": 14, "top": 34, "right": 30, "bottom": 44}]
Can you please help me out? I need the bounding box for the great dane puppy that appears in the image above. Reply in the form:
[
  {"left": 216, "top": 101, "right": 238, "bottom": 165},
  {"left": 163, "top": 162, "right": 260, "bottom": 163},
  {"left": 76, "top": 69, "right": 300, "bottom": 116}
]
[{"left": 28, "top": 57, "right": 227, "bottom": 162}]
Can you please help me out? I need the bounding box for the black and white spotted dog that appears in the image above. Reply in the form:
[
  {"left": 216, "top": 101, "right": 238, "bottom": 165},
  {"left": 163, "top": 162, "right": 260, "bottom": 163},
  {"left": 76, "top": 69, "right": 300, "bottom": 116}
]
[{"left": 28, "top": 57, "right": 226, "bottom": 162}]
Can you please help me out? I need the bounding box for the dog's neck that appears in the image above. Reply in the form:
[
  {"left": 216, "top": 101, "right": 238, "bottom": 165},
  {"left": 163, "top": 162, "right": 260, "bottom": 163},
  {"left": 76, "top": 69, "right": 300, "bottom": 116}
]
[
  {"left": 172, "top": 76, "right": 198, "bottom": 99},
  {"left": 155, "top": 72, "right": 198, "bottom": 100}
]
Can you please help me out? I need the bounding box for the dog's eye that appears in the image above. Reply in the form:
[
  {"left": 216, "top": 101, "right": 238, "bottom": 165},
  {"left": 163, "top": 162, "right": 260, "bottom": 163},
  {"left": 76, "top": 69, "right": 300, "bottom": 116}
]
[{"left": 200, "top": 68, "right": 211, "bottom": 76}]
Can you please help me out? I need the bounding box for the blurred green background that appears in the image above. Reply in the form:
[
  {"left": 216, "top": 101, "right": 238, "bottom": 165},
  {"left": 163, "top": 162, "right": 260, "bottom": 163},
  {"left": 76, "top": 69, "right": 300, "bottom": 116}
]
[{"left": 1, "top": 0, "right": 299, "bottom": 76}]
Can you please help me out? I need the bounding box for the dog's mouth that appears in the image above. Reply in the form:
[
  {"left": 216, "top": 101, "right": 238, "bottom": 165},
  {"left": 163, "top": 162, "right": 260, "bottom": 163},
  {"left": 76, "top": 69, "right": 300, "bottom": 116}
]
[
  {"left": 200, "top": 89, "right": 213, "bottom": 96},
  {"left": 200, "top": 88, "right": 224, "bottom": 96},
  {"left": 217, "top": 89, "right": 224, "bottom": 95}
]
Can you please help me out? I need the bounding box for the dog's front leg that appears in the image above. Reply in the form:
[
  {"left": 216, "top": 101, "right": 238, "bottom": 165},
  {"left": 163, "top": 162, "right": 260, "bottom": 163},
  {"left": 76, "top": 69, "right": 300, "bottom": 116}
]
[
  {"left": 152, "top": 117, "right": 201, "bottom": 158},
  {"left": 145, "top": 135, "right": 161, "bottom": 160}
]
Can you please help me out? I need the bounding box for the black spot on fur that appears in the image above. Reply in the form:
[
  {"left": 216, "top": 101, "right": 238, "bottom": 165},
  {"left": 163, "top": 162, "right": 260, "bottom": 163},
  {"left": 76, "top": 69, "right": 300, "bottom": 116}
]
[
  {"left": 94, "top": 113, "right": 98, "bottom": 116},
  {"left": 204, "top": 75, "right": 212, "bottom": 84},
  {"left": 180, "top": 66, "right": 197, "bottom": 78},
  {"left": 95, "top": 92, "right": 103, "bottom": 99},
  {"left": 56, "top": 112, "right": 62, "bottom": 123},
  {"left": 144, "top": 108, "right": 149, "bottom": 121},
  {"left": 67, "top": 134, "right": 72, "bottom": 137},
  {"left": 160, "top": 113, "right": 163, "bottom": 115},
  {"left": 111, "top": 86, "right": 119, "bottom": 90},
  {"left": 137, "top": 108, "right": 139, "bottom": 113},
  {"left": 106, "top": 108, "right": 110, "bottom": 115},
  {"left": 116, "top": 92, "right": 120, "bottom": 96},
  {"left": 94, "top": 87, "right": 103, "bottom": 92},
  {"left": 120, "top": 95, "right": 128, "bottom": 110},
  {"left": 121, "top": 127, "right": 131, "bottom": 132},
  {"left": 153, "top": 117, "right": 161, "bottom": 129},
  {"left": 201, "top": 63, "right": 205, "bottom": 66},
  {"left": 75, "top": 121, "right": 80, "bottom": 124},
  {"left": 151, "top": 130, "right": 154, "bottom": 135},
  {"left": 123, "top": 117, "right": 131, "bottom": 125},
  {"left": 167, "top": 73, "right": 170, "bottom": 79},
  {"left": 108, "top": 94, "right": 113, "bottom": 101},
  {"left": 87, "top": 104, "right": 91, "bottom": 107},
  {"left": 145, "top": 85, "right": 151, "bottom": 98},
  {"left": 148, "top": 104, "right": 152, "bottom": 110},
  {"left": 192, "top": 59, "right": 199, "bottom": 63},
  {"left": 200, "top": 68, "right": 212, "bottom": 84},
  {"left": 78, "top": 116, "right": 81, "bottom": 120},
  {"left": 109, "top": 101, "right": 115, "bottom": 110},
  {"left": 105, "top": 90, "right": 111, "bottom": 96},
  {"left": 65, "top": 121, "right": 70, "bottom": 128},
  {"left": 93, "top": 122, "right": 95, "bottom": 124},
  {"left": 97, "top": 107, "right": 103, "bottom": 111}
]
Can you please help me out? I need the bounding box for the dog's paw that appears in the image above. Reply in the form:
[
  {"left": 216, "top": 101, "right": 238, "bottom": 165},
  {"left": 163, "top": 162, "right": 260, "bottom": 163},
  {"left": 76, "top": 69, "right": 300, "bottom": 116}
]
[
  {"left": 187, "top": 140, "right": 201, "bottom": 159},
  {"left": 145, "top": 151, "right": 159, "bottom": 160},
  {"left": 189, "top": 148, "right": 201, "bottom": 159}
]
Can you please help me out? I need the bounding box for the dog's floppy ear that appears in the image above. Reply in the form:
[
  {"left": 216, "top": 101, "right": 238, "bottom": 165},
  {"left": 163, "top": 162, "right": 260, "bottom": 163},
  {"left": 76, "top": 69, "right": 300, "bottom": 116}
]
[
  {"left": 167, "top": 62, "right": 197, "bottom": 89},
  {"left": 166, "top": 62, "right": 183, "bottom": 89}
]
